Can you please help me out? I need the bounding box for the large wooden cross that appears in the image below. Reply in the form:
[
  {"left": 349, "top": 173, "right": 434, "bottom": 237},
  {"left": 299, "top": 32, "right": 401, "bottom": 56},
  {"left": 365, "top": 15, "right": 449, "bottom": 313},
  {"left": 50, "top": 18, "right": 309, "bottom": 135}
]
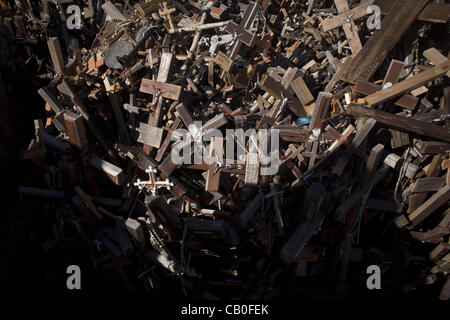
[
  {"left": 320, "top": 0, "right": 371, "bottom": 54},
  {"left": 225, "top": 1, "right": 258, "bottom": 59}
]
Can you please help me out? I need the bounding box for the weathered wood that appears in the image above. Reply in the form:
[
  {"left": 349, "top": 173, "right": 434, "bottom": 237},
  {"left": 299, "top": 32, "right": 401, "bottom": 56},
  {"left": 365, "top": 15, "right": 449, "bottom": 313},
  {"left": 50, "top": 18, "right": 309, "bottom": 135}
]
[
  {"left": 205, "top": 136, "right": 224, "bottom": 192},
  {"left": 155, "top": 118, "right": 181, "bottom": 162},
  {"left": 407, "top": 185, "right": 450, "bottom": 230},
  {"left": 355, "top": 81, "right": 380, "bottom": 96},
  {"left": 90, "top": 156, "right": 125, "bottom": 185},
  {"left": 332, "top": 0, "right": 363, "bottom": 54},
  {"left": 360, "top": 144, "right": 385, "bottom": 190},
  {"left": 346, "top": 104, "right": 450, "bottom": 142},
  {"left": 47, "top": 37, "right": 65, "bottom": 74},
  {"left": 224, "top": 1, "right": 258, "bottom": 47},
  {"left": 309, "top": 92, "right": 332, "bottom": 130},
  {"left": 412, "top": 177, "right": 445, "bottom": 193},
  {"left": 140, "top": 79, "right": 183, "bottom": 101},
  {"left": 245, "top": 135, "right": 260, "bottom": 186},
  {"left": 382, "top": 59, "right": 404, "bottom": 87},
  {"left": 137, "top": 122, "right": 164, "bottom": 148},
  {"left": 214, "top": 51, "right": 233, "bottom": 72},
  {"left": 259, "top": 73, "right": 306, "bottom": 118},
  {"left": 320, "top": 3, "right": 370, "bottom": 32},
  {"left": 339, "top": 0, "right": 429, "bottom": 83},
  {"left": 280, "top": 198, "right": 328, "bottom": 264},
  {"left": 365, "top": 61, "right": 450, "bottom": 107},
  {"left": 63, "top": 111, "right": 88, "bottom": 150},
  {"left": 418, "top": 3, "right": 450, "bottom": 24},
  {"left": 108, "top": 93, "right": 131, "bottom": 145},
  {"left": 423, "top": 48, "right": 450, "bottom": 77},
  {"left": 390, "top": 129, "right": 410, "bottom": 149},
  {"left": 290, "top": 76, "right": 315, "bottom": 106}
]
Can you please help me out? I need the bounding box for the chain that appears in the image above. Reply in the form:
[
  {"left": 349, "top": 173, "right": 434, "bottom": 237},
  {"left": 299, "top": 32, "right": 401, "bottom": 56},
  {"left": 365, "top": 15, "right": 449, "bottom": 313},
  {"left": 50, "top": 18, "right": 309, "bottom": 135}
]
[
  {"left": 147, "top": 220, "right": 170, "bottom": 257},
  {"left": 180, "top": 223, "right": 188, "bottom": 296}
]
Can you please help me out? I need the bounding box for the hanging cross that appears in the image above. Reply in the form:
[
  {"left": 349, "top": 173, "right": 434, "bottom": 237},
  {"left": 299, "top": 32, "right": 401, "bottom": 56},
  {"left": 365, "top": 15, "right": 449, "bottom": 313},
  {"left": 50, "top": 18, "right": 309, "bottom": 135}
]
[
  {"left": 320, "top": 0, "right": 371, "bottom": 54},
  {"left": 159, "top": 2, "right": 176, "bottom": 30},
  {"left": 225, "top": 1, "right": 258, "bottom": 59}
]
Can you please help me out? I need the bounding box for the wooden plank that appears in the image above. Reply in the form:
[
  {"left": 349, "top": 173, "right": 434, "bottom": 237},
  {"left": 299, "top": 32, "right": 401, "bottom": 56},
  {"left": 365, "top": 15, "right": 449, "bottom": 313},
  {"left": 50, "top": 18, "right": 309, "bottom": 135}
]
[
  {"left": 280, "top": 198, "right": 327, "bottom": 264},
  {"left": 309, "top": 92, "right": 332, "bottom": 130},
  {"left": 47, "top": 37, "right": 65, "bottom": 74},
  {"left": 390, "top": 129, "right": 410, "bottom": 149},
  {"left": 139, "top": 79, "right": 183, "bottom": 101},
  {"left": 423, "top": 48, "right": 450, "bottom": 77},
  {"left": 157, "top": 52, "right": 173, "bottom": 82},
  {"left": 320, "top": 3, "right": 370, "bottom": 32},
  {"left": 430, "top": 242, "right": 450, "bottom": 262},
  {"left": 382, "top": 59, "right": 404, "bottom": 87},
  {"left": 245, "top": 133, "right": 260, "bottom": 186},
  {"left": 416, "top": 141, "right": 450, "bottom": 155},
  {"left": 355, "top": 81, "right": 380, "bottom": 95},
  {"left": 90, "top": 157, "right": 125, "bottom": 185},
  {"left": 136, "top": 122, "right": 164, "bottom": 148},
  {"left": 360, "top": 144, "right": 384, "bottom": 190},
  {"left": 63, "top": 111, "right": 88, "bottom": 150},
  {"left": 365, "top": 60, "right": 450, "bottom": 107},
  {"left": 407, "top": 185, "right": 450, "bottom": 230},
  {"left": 155, "top": 118, "right": 181, "bottom": 162},
  {"left": 175, "top": 103, "right": 195, "bottom": 128},
  {"left": 108, "top": 93, "right": 131, "bottom": 145},
  {"left": 412, "top": 177, "right": 445, "bottom": 193},
  {"left": 205, "top": 137, "right": 224, "bottom": 192},
  {"left": 339, "top": 0, "right": 429, "bottom": 83},
  {"left": 395, "top": 94, "right": 419, "bottom": 110},
  {"left": 290, "top": 77, "right": 315, "bottom": 106},
  {"left": 214, "top": 51, "right": 233, "bottom": 72},
  {"left": 38, "top": 87, "right": 63, "bottom": 114},
  {"left": 418, "top": 3, "right": 450, "bottom": 24},
  {"left": 346, "top": 104, "right": 450, "bottom": 142}
]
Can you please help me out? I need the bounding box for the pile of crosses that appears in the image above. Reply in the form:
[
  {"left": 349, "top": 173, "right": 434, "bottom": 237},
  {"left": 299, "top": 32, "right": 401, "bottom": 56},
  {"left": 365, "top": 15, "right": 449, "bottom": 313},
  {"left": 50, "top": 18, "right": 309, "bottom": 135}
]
[{"left": 8, "top": 0, "right": 450, "bottom": 299}]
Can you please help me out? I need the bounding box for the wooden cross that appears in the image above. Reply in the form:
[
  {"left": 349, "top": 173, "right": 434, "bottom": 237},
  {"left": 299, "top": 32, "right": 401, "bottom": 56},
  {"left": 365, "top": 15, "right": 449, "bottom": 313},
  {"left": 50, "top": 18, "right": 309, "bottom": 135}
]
[
  {"left": 189, "top": 0, "right": 225, "bottom": 20},
  {"left": 158, "top": 2, "right": 176, "bottom": 30},
  {"left": 320, "top": 0, "right": 370, "bottom": 54},
  {"left": 155, "top": 118, "right": 182, "bottom": 162},
  {"left": 225, "top": 1, "right": 258, "bottom": 59},
  {"left": 325, "top": 124, "right": 355, "bottom": 152},
  {"left": 355, "top": 59, "right": 420, "bottom": 112}
]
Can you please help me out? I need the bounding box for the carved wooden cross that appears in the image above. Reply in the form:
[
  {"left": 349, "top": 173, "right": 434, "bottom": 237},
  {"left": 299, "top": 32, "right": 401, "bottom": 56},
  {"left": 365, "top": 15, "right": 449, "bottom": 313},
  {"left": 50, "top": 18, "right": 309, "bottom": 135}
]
[
  {"left": 184, "top": 137, "right": 244, "bottom": 192},
  {"left": 320, "top": 0, "right": 371, "bottom": 54},
  {"left": 225, "top": 1, "right": 258, "bottom": 59},
  {"left": 159, "top": 1, "right": 176, "bottom": 30}
]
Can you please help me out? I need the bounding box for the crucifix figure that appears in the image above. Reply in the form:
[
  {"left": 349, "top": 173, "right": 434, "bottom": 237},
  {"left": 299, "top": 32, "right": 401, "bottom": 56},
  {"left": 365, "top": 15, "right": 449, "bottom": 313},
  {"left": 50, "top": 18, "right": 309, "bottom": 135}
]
[
  {"left": 224, "top": 1, "right": 258, "bottom": 60},
  {"left": 320, "top": 0, "right": 372, "bottom": 54}
]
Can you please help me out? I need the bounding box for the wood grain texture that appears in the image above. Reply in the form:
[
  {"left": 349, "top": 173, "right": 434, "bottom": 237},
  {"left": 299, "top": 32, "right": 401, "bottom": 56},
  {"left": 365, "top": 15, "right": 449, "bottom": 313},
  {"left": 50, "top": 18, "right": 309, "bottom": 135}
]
[
  {"left": 365, "top": 60, "right": 450, "bottom": 107},
  {"left": 339, "top": 0, "right": 429, "bottom": 84},
  {"left": 346, "top": 104, "right": 450, "bottom": 142}
]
